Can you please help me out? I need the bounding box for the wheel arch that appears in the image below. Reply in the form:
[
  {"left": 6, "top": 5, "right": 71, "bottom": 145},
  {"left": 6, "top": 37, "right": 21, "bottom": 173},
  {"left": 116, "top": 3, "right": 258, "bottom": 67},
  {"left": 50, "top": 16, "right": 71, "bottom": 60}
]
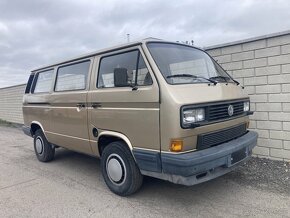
[
  {"left": 97, "top": 131, "right": 133, "bottom": 157},
  {"left": 30, "top": 121, "right": 46, "bottom": 137}
]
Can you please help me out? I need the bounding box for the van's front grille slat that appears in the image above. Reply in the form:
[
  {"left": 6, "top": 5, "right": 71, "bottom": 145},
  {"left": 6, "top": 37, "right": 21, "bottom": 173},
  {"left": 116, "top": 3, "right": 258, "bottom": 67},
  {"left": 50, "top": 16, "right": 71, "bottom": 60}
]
[
  {"left": 196, "top": 124, "right": 247, "bottom": 150},
  {"left": 207, "top": 101, "right": 245, "bottom": 121}
]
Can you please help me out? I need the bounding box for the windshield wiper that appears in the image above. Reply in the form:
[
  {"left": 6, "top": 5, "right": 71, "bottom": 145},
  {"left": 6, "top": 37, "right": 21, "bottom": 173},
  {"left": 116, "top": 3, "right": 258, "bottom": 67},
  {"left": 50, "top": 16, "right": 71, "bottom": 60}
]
[
  {"left": 209, "top": 76, "right": 230, "bottom": 82},
  {"left": 209, "top": 76, "right": 240, "bottom": 86},
  {"left": 233, "top": 79, "right": 240, "bottom": 85},
  {"left": 167, "top": 74, "right": 217, "bottom": 85}
]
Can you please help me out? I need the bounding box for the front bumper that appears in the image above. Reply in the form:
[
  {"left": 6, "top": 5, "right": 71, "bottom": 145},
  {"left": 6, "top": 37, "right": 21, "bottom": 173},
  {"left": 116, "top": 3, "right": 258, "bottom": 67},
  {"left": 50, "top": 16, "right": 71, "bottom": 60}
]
[{"left": 135, "top": 130, "right": 258, "bottom": 186}]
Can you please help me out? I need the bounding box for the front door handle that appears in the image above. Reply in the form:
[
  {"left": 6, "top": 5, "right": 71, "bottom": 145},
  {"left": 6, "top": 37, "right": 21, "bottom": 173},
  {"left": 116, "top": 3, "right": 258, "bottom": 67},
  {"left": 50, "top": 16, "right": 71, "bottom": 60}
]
[{"left": 76, "top": 103, "right": 86, "bottom": 108}]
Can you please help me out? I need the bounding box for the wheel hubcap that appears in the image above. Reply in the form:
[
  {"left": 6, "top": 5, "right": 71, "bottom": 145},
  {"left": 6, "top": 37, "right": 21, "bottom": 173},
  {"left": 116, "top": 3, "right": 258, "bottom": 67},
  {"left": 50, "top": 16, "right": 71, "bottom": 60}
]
[
  {"left": 35, "top": 137, "right": 44, "bottom": 155},
  {"left": 106, "top": 154, "right": 126, "bottom": 185}
]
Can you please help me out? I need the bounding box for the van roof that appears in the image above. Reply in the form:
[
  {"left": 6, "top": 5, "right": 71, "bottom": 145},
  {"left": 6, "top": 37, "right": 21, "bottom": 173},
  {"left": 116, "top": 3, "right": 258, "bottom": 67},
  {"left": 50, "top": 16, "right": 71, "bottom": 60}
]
[{"left": 32, "top": 38, "right": 164, "bottom": 72}]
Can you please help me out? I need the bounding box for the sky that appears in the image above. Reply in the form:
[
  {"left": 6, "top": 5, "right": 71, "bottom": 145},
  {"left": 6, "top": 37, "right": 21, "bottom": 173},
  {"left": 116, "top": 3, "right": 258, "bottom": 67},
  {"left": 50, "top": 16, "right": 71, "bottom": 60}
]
[{"left": 0, "top": 0, "right": 290, "bottom": 88}]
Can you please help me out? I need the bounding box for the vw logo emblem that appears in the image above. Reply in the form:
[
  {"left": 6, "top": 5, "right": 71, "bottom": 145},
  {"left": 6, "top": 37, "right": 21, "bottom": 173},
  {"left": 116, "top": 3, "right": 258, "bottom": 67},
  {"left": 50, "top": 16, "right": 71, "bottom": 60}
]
[{"left": 228, "top": 105, "right": 234, "bottom": 116}]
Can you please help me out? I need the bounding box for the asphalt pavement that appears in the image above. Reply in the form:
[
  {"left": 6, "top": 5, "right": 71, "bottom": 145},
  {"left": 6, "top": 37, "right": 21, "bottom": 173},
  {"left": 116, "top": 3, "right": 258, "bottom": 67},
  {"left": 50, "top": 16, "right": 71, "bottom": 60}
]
[{"left": 0, "top": 126, "right": 289, "bottom": 218}]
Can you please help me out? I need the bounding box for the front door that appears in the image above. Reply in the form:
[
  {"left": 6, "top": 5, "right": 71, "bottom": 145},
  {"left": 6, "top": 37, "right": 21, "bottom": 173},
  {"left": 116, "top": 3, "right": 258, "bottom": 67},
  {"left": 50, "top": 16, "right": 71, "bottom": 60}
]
[
  {"left": 88, "top": 47, "right": 160, "bottom": 154},
  {"left": 47, "top": 59, "right": 93, "bottom": 154}
]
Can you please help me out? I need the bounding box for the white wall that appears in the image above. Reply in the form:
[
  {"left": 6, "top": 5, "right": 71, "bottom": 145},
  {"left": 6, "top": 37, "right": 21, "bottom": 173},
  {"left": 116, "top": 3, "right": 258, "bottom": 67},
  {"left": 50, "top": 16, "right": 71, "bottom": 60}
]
[
  {"left": 0, "top": 84, "right": 26, "bottom": 124},
  {"left": 206, "top": 31, "right": 290, "bottom": 161}
]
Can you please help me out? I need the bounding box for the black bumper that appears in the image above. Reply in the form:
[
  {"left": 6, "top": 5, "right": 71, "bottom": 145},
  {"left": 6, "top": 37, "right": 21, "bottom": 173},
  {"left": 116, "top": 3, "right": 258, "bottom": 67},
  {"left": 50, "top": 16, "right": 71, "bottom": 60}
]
[
  {"left": 22, "top": 125, "right": 32, "bottom": 137},
  {"left": 161, "top": 131, "right": 257, "bottom": 177},
  {"left": 133, "top": 131, "right": 258, "bottom": 185}
]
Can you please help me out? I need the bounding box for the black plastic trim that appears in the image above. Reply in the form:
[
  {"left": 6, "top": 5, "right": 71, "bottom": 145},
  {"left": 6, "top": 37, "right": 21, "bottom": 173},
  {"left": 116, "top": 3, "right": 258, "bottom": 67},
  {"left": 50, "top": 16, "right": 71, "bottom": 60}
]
[
  {"left": 132, "top": 148, "right": 162, "bottom": 173},
  {"left": 22, "top": 126, "right": 32, "bottom": 137},
  {"left": 196, "top": 123, "right": 247, "bottom": 150},
  {"left": 247, "top": 111, "right": 254, "bottom": 115},
  {"left": 161, "top": 131, "right": 258, "bottom": 177}
]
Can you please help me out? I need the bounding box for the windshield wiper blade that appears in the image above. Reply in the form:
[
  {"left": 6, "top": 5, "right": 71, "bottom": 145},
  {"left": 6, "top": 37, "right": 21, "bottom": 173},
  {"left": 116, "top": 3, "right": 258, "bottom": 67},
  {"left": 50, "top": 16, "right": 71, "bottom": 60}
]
[
  {"left": 209, "top": 76, "right": 240, "bottom": 86},
  {"left": 167, "top": 74, "right": 195, "bottom": 78},
  {"left": 209, "top": 76, "right": 230, "bottom": 82},
  {"left": 233, "top": 79, "right": 240, "bottom": 85},
  {"left": 167, "top": 74, "right": 217, "bottom": 85}
]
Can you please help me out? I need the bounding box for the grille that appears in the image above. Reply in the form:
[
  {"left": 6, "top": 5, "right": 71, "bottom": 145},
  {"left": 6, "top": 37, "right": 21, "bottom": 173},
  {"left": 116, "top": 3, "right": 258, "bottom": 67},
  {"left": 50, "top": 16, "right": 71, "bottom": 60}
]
[
  {"left": 207, "top": 101, "right": 245, "bottom": 121},
  {"left": 196, "top": 124, "right": 247, "bottom": 150}
]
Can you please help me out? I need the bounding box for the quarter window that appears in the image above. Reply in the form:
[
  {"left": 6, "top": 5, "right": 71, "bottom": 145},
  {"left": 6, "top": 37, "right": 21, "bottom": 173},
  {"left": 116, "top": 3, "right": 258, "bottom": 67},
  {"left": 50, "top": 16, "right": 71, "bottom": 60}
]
[
  {"left": 132, "top": 54, "right": 153, "bottom": 86},
  {"left": 25, "top": 74, "right": 35, "bottom": 94},
  {"left": 55, "top": 60, "right": 90, "bottom": 92},
  {"left": 33, "top": 69, "right": 54, "bottom": 93},
  {"left": 97, "top": 50, "right": 152, "bottom": 88}
]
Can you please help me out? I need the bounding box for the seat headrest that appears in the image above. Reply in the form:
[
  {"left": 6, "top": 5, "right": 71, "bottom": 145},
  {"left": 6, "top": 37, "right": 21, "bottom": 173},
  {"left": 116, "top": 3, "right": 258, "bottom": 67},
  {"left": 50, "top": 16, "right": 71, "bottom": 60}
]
[{"left": 114, "top": 68, "right": 128, "bottom": 87}]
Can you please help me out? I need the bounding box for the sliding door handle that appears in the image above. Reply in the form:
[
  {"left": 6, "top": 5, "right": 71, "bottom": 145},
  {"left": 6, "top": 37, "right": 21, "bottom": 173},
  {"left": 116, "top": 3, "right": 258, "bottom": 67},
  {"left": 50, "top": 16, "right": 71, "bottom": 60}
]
[
  {"left": 76, "top": 103, "right": 86, "bottom": 112},
  {"left": 91, "top": 103, "right": 101, "bottom": 109}
]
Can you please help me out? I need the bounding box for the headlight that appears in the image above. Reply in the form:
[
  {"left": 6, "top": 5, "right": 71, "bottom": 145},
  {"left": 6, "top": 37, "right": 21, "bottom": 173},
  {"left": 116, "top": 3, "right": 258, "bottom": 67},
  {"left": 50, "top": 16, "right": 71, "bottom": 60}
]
[
  {"left": 244, "top": 101, "right": 250, "bottom": 112},
  {"left": 182, "top": 108, "right": 205, "bottom": 127}
]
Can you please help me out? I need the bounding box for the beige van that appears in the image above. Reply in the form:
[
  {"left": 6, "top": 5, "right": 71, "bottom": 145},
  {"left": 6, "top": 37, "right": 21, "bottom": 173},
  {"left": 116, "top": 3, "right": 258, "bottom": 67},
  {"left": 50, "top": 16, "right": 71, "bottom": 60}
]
[{"left": 22, "top": 39, "right": 258, "bottom": 196}]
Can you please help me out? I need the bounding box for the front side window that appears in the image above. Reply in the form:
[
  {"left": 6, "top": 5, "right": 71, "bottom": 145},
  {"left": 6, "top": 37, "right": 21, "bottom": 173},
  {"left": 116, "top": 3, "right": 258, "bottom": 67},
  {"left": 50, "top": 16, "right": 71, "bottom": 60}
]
[
  {"left": 147, "top": 42, "right": 233, "bottom": 85},
  {"left": 55, "top": 60, "right": 90, "bottom": 92},
  {"left": 33, "top": 69, "right": 54, "bottom": 93},
  {"left": 97, "top": 50, "right": 152, "bottom": 88}
]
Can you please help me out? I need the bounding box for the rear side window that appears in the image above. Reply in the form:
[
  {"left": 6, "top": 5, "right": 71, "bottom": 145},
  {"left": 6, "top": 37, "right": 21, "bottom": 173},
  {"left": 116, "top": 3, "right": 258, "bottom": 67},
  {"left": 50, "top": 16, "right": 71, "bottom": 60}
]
[
  {"left": 33, "top": 69, "right": 54, "bottom": 93},
  {"left": 55, "top": 60, "right": 90, "bottom": 92},
  {"left": 97, "top": 50, "right": 152, "bottom": 88},
  {"left": 25, "top": 74, "right": 34, "bottom": 93}
]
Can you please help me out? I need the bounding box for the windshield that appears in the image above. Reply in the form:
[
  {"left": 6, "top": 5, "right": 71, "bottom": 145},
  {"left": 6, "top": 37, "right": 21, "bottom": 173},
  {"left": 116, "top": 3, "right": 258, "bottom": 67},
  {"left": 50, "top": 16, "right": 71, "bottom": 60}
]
[{"left": 147, "top": 42, "right": 234, "bottom": 85}]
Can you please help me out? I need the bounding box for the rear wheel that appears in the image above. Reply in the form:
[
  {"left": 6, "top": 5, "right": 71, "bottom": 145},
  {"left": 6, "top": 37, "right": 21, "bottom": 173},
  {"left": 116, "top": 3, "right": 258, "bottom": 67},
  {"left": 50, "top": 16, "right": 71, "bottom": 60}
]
[
  {"left": 101, "top": 141, "right": 143, "bottom": 196},
  {"left": 33, "top": 129, "right": 55, "bottom": 162}
]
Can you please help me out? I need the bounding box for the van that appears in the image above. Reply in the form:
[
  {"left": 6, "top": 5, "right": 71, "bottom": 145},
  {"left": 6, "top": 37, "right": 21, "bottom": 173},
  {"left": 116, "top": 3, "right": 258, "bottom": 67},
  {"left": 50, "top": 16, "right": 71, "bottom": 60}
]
[{"left": 22, "top": 39, "right": 258, "bottom": 196}]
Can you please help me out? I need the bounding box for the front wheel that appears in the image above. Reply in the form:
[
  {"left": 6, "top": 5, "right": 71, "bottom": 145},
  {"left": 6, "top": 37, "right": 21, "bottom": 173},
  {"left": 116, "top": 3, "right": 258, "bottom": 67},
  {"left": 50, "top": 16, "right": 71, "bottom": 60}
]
[
  {"left": 101, "top": 141, "right": 143, "bottom": 196},
  {"left": 33, "top": 129, "right": 55, "bottom": 162}
]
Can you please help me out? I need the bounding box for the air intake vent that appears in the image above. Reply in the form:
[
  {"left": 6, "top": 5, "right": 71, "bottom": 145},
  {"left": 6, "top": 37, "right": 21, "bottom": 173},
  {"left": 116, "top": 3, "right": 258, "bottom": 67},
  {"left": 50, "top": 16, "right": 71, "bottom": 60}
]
[{"left": 197, "top": 124, "right": 247, "bottom": 150}]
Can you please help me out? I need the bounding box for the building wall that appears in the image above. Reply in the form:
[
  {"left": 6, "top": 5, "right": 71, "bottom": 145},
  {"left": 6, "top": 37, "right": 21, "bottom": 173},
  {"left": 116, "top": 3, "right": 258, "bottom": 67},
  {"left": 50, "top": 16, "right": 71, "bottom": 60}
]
[
  {"left": 205, "top": 31, "right": 290, "bottom": 161},
  {"left": 0, "top": 84, "right": 26, "bottom": 124}
]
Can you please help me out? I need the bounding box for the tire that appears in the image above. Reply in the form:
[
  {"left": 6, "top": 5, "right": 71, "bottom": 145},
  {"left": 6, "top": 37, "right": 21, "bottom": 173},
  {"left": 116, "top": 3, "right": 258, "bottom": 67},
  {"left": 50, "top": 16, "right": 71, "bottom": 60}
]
[
  {"left": 101, "top": 141, "right": 143, "bottom": 196},
  {"left": 33, "top": 129, "right": 55, "bottom": 162}
]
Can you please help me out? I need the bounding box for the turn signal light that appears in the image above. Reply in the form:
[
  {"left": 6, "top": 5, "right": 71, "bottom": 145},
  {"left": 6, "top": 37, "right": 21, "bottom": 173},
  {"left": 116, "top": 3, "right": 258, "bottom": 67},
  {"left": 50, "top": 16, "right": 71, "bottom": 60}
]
[{"left": 170, "top": 140, "right": 183, "bottom": 152}]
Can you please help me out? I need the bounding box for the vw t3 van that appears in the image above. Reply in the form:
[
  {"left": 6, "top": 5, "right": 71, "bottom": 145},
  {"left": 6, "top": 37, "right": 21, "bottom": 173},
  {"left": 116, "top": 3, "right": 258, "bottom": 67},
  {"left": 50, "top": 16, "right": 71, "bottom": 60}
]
[{"left": 22, "top": 39, "right": 258, "bottom": 196}]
